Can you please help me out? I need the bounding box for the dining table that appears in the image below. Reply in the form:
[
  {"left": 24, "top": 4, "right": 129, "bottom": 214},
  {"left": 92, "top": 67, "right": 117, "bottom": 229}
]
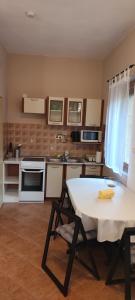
[{"left": 66, "top": 178, "right": 135, "bottom": 242}]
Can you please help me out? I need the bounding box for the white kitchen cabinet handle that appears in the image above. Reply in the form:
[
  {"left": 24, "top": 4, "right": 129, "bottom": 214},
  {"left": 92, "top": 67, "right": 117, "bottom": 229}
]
[
  {"left": 50, "top": 166, "right": 61, "bottom": 169},
  {"left": 69, "top": 166, "right": 79, "bottom": 169},
  {"left": 87, "top": 166, "right": 97, "bottom": 169},
  {"left": 22, "top": 169, "right": 44, "bottom": 173}
]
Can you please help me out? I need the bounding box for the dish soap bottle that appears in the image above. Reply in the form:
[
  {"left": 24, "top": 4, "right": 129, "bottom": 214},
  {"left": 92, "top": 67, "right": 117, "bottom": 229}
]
[{"left": 8, "top": 142, "right": 14, "bottom": 158}]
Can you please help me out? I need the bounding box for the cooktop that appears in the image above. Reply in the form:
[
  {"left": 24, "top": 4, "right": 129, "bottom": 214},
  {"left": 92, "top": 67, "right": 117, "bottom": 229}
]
[{"left": 22, "top": 157, "right": 44, "bottom": 162}]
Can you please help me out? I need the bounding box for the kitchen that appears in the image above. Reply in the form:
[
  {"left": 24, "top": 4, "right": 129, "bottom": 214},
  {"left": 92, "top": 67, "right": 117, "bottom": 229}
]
[
  {"left": 3, "top": 95, "right": 104, "bottom": 203},
  {"left": 0, "top": 1, "right": 135, "bottom": 299}
]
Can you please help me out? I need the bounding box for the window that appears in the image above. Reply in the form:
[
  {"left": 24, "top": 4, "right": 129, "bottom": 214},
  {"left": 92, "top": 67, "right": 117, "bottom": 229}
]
[
  {"left": 124, "top": 95, "right": 134, "bottom": 165},
  {"left": 105, "top": 71, "right": 130, "bottom": 176}
]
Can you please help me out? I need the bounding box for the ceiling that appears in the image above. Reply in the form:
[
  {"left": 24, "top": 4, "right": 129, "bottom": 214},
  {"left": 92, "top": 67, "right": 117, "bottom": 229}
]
[{"left": 0, "top": 0, "right": 135, "bottom": 59}]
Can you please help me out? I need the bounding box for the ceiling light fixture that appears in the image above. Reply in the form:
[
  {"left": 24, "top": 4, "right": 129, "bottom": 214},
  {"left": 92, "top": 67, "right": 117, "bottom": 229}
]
[{"left": 25, "top": 11, "right": 36, "bottom": 18}]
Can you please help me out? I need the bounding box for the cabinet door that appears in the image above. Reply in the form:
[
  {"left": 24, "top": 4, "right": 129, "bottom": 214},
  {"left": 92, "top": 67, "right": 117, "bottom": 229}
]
[
  {"left": 66, "top": 165, "right": 82, "bottom": 180},
  {"left": 85, "top": 99, "right": 102, "bottom": 127},
  {"left": 46, "top": 164, "right": 63, "bottom": 197},
  {"left": 48, "top": 97, "right": 64, "bottom": 125},
  {"left": 85, "top": 165, "right": 101, "bottom": 176},
  {"left": 0, "top": 97, "right": 3, "bottom": 160},
  {"left": 67, "top": 98, "right": 83, "bottom": 126},
  {"left": 0, "top": 162, "right": 3, "bottom": 205},
  {"left": 23, "top": 98, "right": 45, "bottom": 114}
]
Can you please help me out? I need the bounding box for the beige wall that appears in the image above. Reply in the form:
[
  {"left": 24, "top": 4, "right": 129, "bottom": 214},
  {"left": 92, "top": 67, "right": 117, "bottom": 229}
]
[
  {"left": 7, "top": 54, "right": 103, "bottom": 123},
  {"left": 0, "top": 45, "right": 7, "bottom": 204},
  {"left": 0, "top": 45, "right": 7, "bottom": 160},
  {"left": 103, "top": 29, "right": 135, "bottom": 184},
  {"left": 0, "top": 45, "right": 7, "bottom": 100},
  {"left": 104, "top": 29, "right": 135, "bottom": 80},
  {"left": 103, "top": 29, "right": 135, "bottom": 117}
]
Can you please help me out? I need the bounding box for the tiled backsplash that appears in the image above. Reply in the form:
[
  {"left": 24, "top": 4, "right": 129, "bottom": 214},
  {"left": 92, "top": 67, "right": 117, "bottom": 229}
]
[
  {"left": 4, "top": 122, "right": 99, "bottom": 157},
  {"left": 3, "top": 123, "right": 8, "bottom": 156}
]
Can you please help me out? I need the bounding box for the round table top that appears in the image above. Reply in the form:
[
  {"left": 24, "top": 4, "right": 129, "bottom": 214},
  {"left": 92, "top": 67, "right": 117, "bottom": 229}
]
[{"left": 66, "top": 178, "right": 135, "bottom": 222}]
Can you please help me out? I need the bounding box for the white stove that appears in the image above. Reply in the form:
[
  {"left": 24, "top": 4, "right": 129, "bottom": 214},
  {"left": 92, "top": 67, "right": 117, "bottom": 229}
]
[
  {"left": 19, "top": 157, "right": 46, "bottom": 202},
  {"left": 21, "top": 157, "right": 45, "bottom": 169}
]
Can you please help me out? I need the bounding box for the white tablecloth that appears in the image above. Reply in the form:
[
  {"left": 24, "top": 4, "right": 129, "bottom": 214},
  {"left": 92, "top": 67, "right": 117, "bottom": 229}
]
[{"left": 66, "top": 178, "right": 135, "bottom": 242}]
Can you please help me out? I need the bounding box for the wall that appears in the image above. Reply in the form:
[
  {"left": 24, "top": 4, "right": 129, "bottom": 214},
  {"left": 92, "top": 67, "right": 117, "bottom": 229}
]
[
  {"left": 6, "top": 54, "right": 103, "bottom": 156},
  {"left": 103, "top": 29, "right": 135, "bottom": 114},
  {"left": 7, "top": 54, "right": 103, "bottom": 123},
  {"left": 7, "top": 122, "right": 101, "bottom": 157},
  {"left": 0, "top": 45, "right": 7, "bottom": 159},
  {"left": 103, "top": 29, "right": 135, "bottom": 185},
  {"left": 0, "top": 45, "right": 7, "bottom": 205}
]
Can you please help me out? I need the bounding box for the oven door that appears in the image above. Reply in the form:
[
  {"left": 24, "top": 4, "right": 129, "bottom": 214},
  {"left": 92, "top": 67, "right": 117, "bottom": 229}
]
[{"left": 21, "top": 169, "right": 44, "bottom": 192}]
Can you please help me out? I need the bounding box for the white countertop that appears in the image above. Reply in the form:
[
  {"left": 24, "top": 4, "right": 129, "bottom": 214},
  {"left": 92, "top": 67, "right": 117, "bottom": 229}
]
[
  {"left": 4, "top": 157, "right": 22, "bottom": 164},
  {"left": 3, "top": 157, "right": 104, "bottom": 166}
]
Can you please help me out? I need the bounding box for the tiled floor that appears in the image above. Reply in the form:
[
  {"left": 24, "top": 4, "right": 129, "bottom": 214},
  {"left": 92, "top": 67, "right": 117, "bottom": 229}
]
[{"left": 0, "top": 201, "right": 131, "bottom": 300}]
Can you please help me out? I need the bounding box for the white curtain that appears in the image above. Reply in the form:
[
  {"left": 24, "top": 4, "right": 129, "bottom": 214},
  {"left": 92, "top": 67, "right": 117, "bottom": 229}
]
[
  {"left": 127, "top": 86, "right": 135, "bottom": 191},
  {"left": 105, "top": 70, "right": 130, "bottom": 175}
]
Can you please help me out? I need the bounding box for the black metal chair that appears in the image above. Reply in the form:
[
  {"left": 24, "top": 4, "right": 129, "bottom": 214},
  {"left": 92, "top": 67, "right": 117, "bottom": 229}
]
[
  {"left": 58, "top": 180, "right": 73, "bottom": 210},
  {"left": 42, "top": 200, "right": 100, "bottom": 297},
  {"left": 106, "top": 227, "right": 135, "bottom": 300},
  {"left": 54, "top": 181, "right": 74, "bottom": 231},
  {"left": 80, "top": 174, "right": 109, "bottom": 178}
]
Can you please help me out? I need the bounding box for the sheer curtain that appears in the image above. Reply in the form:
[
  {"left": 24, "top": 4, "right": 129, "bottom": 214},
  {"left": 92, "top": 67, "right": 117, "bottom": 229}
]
[
  {"left": 127, "top": 86, "right": 135, "bottom": 191},
  {"left": 105, "top": 70, "right": 130, "bottom": 175}
]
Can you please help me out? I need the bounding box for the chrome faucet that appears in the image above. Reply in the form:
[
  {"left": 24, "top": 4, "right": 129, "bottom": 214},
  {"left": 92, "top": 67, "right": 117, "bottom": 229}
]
[
  {"left": 60, "top": 151, "right": 70, "bottom": 161},
  {"left": 64, "top": 150, "right": 70, "bottom": 159}
]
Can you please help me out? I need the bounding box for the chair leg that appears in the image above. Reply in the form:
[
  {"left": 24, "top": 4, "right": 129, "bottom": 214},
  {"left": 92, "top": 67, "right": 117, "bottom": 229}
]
[
  {"left": 42, "top": 209, "right": 80, "bottom": 297},
  {"left": 42, "top": 205, "right": 55, "bottom": 269},
  {"left": 124, "top": 236, "right": 131, "bottom": 300},
  {"left": 75, "top": 249, "right": 100, "bottom": 280},
  {"left": 106, "top": 238, "right": 132, "bottom": 300},
  {"left": 63, "top": 246, "right": 77, "bottom": 296},
  {"left": 88, "top": 250, "right": 100, "bottom": 280},
  {"left": 106, "top": 243, "right": 122, "bottom": 285},
  {"left": 63, "top": 221, "right": 81, "bottom": 295}
]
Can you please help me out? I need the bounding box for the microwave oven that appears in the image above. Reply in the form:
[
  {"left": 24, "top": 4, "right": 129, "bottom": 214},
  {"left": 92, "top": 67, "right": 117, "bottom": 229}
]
[{"left": 80, "top": 130, "right": 102, "bottom": 143}]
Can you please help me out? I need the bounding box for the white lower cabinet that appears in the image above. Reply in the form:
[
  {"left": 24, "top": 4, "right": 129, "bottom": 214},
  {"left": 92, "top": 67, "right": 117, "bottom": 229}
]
[
  {"left": 85, "top": 165, "right": 101, "bottom": 176},
  {"left": 46, "top": 164, "right": 63, "bottom": 197},
  {"left": 3, "top": 162, "right": 19, "bottom": 203},
  {"left": 0, "top": 162, "right": 3, "bottom": 205},
  {"left": 66, "top": 165, "right": 82, "bottom": 180}
]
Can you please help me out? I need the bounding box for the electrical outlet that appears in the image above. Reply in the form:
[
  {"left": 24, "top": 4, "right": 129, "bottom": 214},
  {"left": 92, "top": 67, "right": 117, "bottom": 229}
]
[{"left": 56, "top": 134, "right": 63, "bottom": 140}]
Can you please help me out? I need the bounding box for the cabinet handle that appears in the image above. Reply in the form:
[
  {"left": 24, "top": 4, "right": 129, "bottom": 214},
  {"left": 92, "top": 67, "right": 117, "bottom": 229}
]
[
  {"left": 87, "top": 166, "right": 98, "bottom": 169},
  {"left": 22, "top": 169, "right": 44, "bottom": 173},
  {"left": 70, "top": 166, "right": 79, "bottom": 169},
  {"left": 50, "top": 166, "right": 61, "bottom": 169}
]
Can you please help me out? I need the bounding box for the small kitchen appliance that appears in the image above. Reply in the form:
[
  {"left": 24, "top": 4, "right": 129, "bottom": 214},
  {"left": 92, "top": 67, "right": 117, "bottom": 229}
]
[
  {"left": 80, "top": 130, "right": 102, "bottom": 143},
  {"left": 19, "top": 157, "right": 45, "bottom": 202},
  {"left": 71, "top": 131, "right": 80, "bottom": 142}
]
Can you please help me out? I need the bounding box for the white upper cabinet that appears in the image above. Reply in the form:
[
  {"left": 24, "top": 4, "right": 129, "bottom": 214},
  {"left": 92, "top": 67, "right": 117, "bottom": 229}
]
[
  {"left": 48, "top": 97, "right": 65, "bottom": 125},
  {"left": 23, "top": 97, "right": 45, "bottom": 114},
  {"left": 85, "top": 99, "right": 102, "bottom": 127},
  {"left": 67, "top": 98, "right": 83, "bottom": 126}
]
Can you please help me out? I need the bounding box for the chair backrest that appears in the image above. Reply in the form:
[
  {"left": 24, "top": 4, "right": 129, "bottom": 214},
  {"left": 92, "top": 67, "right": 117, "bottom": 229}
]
[
  {"left": 121, "top": 227, "right": 135, "bottom": 250},
  {"left": 59, "top": 180, "right": 71, "bottom": 207},
  {"left": 52, "top": 200, "right": 87, "bottom": 242},
  {"left": 80, "top": 174, "right": 107, "bottom": 178},
  {"left": 106, "top": 227, "right": 135, "bottom": 300}
]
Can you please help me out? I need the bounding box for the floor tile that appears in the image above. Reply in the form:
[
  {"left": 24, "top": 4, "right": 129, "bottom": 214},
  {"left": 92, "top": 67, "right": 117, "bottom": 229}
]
[{"left": 0, "top": 201, "right": 125, "bottom": 300}]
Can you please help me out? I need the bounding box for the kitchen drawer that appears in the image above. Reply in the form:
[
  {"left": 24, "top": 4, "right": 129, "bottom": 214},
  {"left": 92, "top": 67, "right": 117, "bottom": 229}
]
[{"left": 85, "top": 165, "right": 101, "bottom": 176}]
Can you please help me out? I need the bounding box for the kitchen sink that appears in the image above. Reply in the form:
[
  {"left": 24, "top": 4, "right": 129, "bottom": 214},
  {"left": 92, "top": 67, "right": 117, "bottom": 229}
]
[
  {"left": 67, "top": 158, "right": 82, "bottom": 163},
  {"left": 47, "top": 158, "right": 61, "bottom": 162},
  {"left": 47, "top": 156, "right": 82, "bottom": 163}
]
